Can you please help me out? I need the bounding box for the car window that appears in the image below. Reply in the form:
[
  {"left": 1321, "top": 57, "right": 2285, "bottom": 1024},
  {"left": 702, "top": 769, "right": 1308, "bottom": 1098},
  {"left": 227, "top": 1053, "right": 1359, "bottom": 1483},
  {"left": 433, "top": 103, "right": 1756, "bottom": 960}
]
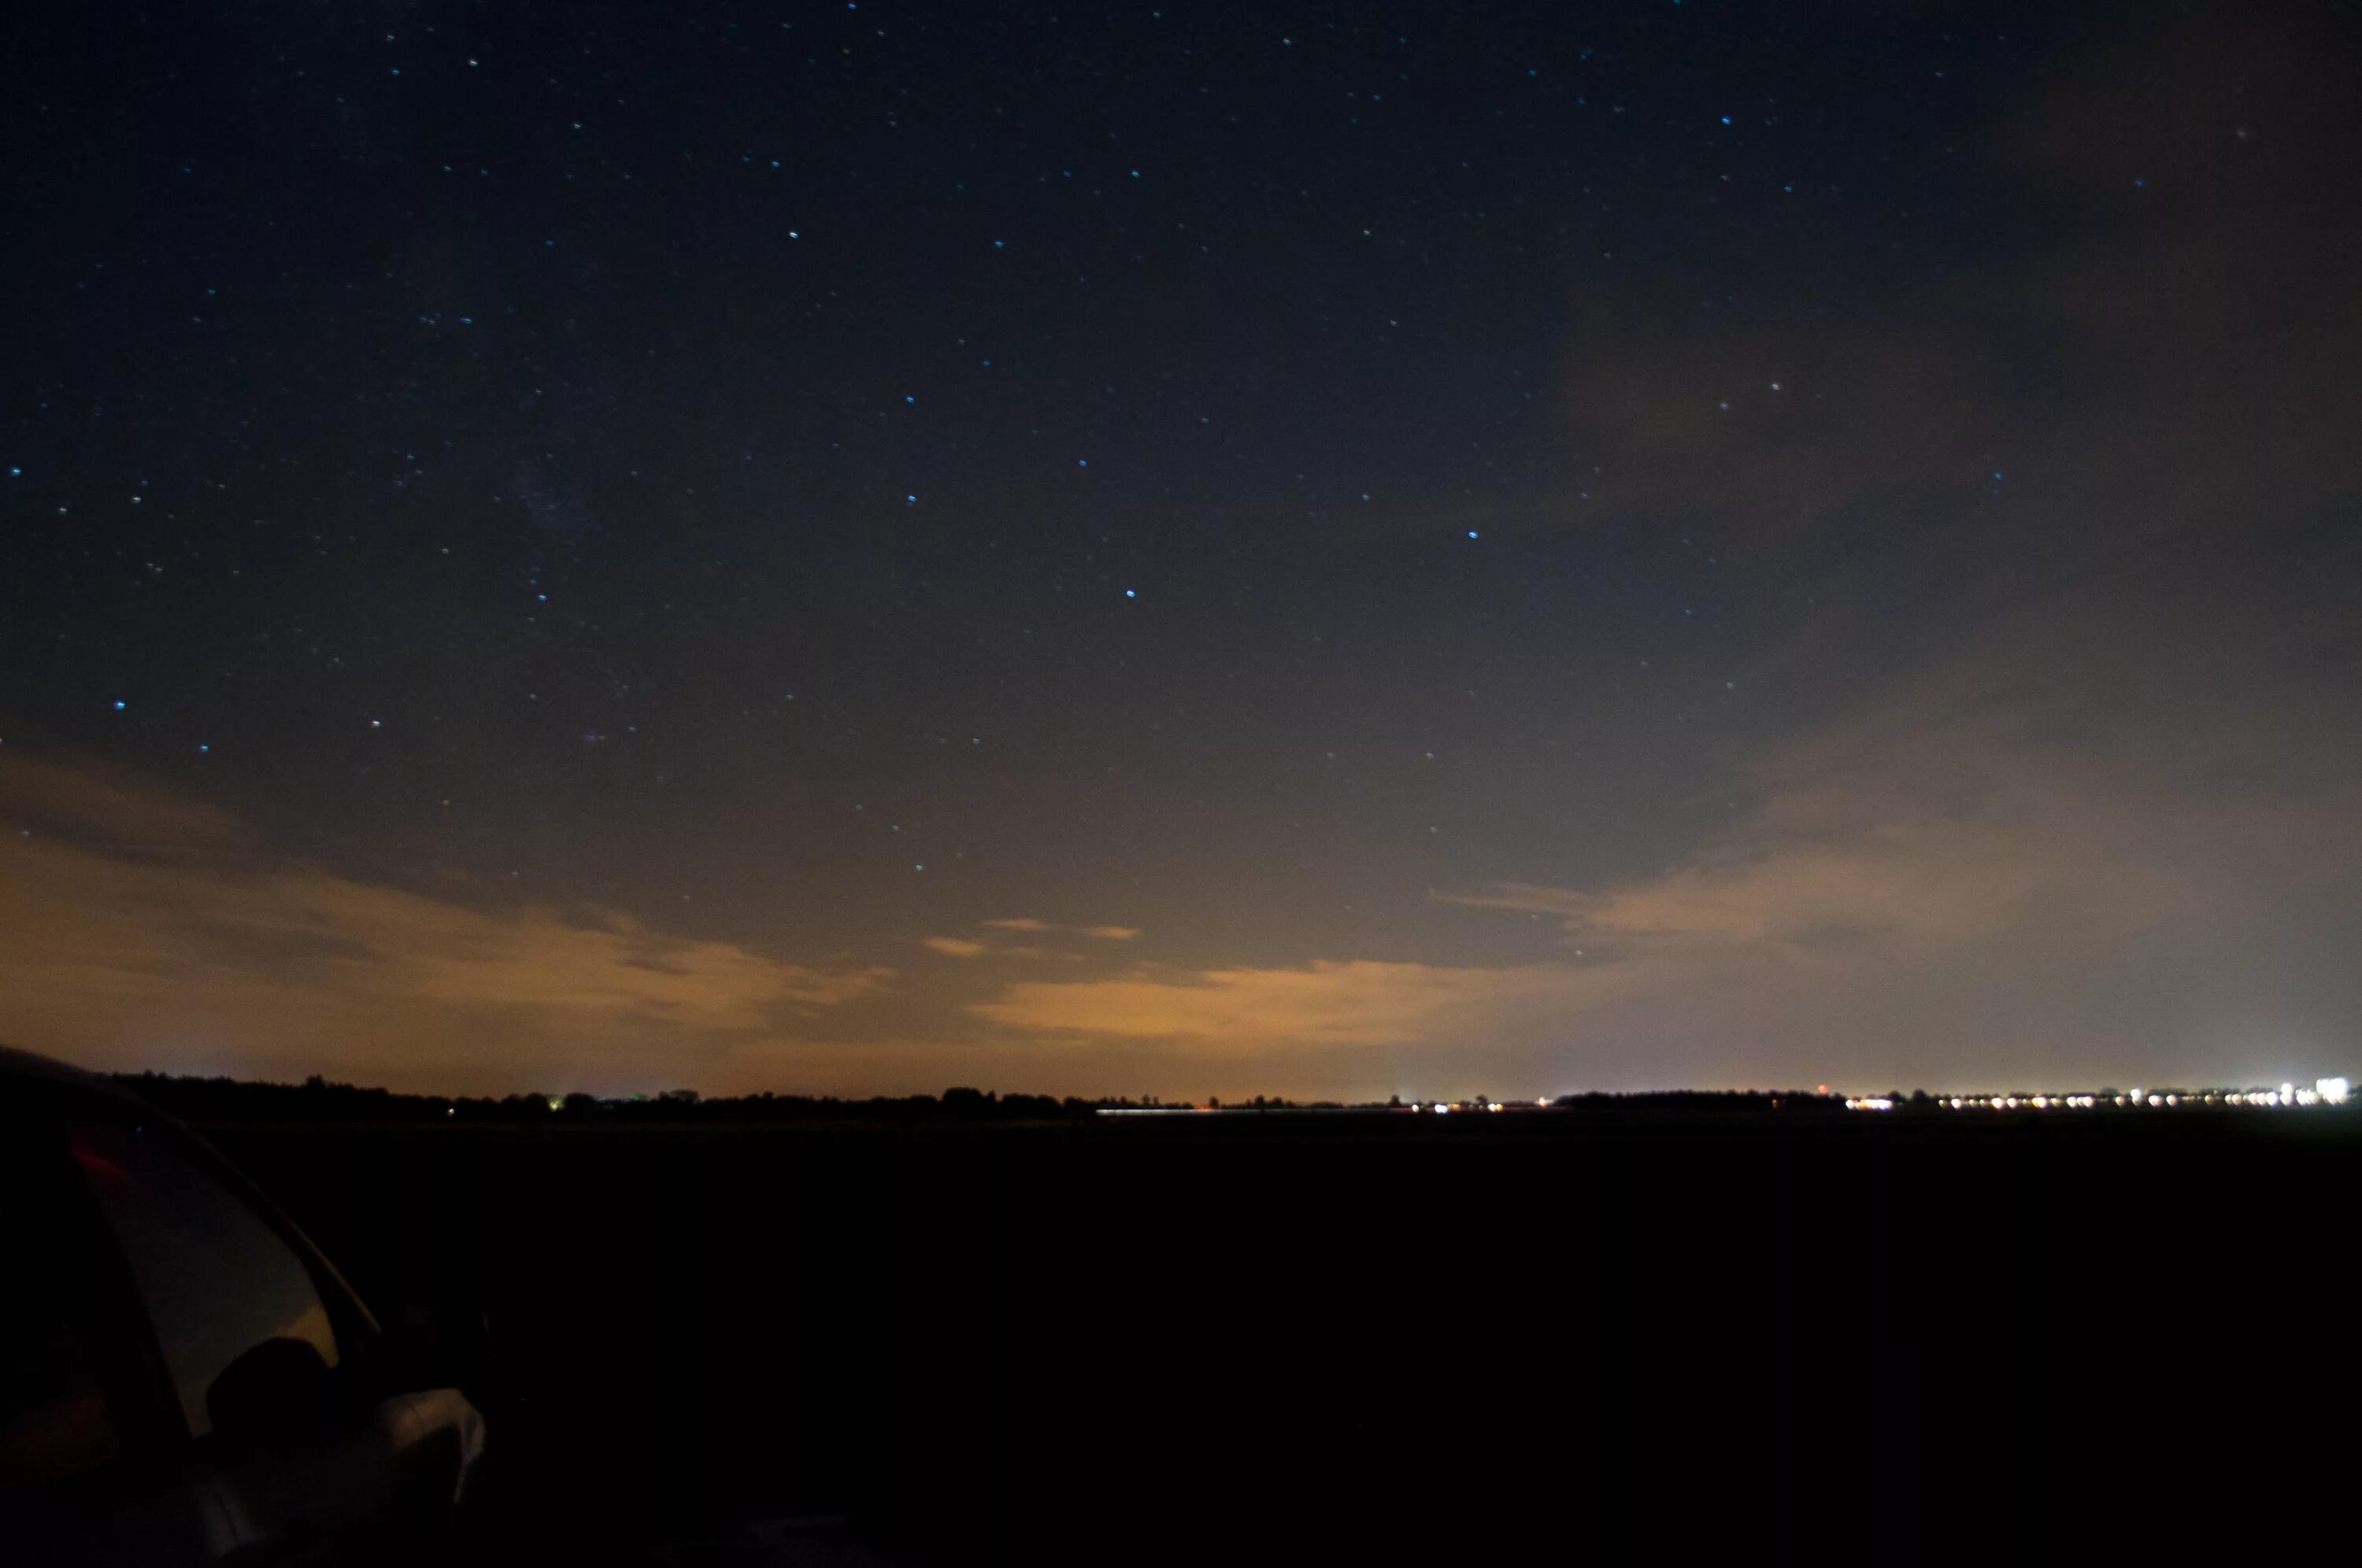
[
  {"left": 66, "top": 1119, "right": 339, "bottom": 1441},
  {"left": 0, "top": 1113, "right": 119, "bottom": 1488}
]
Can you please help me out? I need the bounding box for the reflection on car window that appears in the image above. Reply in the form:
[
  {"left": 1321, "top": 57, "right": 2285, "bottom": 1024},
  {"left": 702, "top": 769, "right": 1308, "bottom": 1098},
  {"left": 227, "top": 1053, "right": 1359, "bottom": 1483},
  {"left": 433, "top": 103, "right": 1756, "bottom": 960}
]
[
  {"left": 0, "top": 1119, "right": 117, "bottom": 1488},
  {"left": 68, "top": 1120, "right": 338, "bottom": 1440}
]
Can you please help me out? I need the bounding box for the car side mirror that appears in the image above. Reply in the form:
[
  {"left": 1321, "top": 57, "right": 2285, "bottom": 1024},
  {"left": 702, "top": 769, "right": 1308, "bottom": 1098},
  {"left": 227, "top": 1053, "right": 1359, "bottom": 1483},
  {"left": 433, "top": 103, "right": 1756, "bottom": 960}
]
[{"left": 207, "top": 1337, "right": 338, "bottom": 1446}]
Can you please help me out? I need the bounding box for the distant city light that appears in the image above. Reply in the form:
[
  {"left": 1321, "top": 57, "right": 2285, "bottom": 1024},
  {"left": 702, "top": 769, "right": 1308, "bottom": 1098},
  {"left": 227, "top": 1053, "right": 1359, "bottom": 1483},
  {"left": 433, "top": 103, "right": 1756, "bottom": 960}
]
[{"left": 1844, "top": 1083, "right": 2349, "bottom": 1114}]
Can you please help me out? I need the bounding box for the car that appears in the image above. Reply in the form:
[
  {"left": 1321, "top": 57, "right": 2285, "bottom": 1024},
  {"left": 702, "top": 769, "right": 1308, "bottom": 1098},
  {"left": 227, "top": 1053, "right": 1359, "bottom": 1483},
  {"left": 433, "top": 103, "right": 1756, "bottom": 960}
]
[{"left": 0, "top": 1046, "right": 487, "bottom": 1565}]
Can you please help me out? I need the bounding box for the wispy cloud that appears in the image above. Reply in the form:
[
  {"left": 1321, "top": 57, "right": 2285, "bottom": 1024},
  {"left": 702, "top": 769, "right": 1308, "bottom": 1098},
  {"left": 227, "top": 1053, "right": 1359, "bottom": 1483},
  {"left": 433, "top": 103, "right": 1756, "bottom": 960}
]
[
  {"left": 1440, "top": 600, "right": 2362, "bottom": 1085},
  {"left": 973, "top": 960, "right": 1595, "bottom": 1052},
  {"left": 0, "top": 754, "right": 250, "bottom": 853},
  {"left": 980, "top": 916, "right": 1139, "bottom": 941},
  {"left": 955, "top": 916, "right": 1142, "bottom": 960},
  {"left": 922, "top": 937, "right": 990, "bottom": 958},
  {"left": 972, "top": 575, "right": 2362, "bottom": 1093},
  {"left": 0, "top": 757, "right": 893, "bottom": 1094}
]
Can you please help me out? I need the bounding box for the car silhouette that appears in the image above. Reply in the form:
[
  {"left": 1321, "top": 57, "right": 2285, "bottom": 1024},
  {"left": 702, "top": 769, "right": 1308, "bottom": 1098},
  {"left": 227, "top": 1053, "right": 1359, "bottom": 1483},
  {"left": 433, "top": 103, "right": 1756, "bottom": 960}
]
[{"left": 0, "top": 1046, "right": 487, "bottom": 1565}]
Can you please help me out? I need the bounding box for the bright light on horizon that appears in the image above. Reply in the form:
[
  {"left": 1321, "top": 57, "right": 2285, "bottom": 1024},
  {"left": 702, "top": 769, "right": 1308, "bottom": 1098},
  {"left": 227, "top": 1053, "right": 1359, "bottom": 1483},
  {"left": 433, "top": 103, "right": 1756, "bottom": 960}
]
[{"left": 1842, "top": 1080, "right": 2352, "bottom": 1114}]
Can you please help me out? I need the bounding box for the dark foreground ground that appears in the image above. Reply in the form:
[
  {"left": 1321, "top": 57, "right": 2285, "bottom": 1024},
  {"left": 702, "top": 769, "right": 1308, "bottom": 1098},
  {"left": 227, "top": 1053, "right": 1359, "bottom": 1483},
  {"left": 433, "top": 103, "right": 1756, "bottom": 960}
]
[{"left": 190, "top": 1108, "right": 2352, "bottom": 1564}]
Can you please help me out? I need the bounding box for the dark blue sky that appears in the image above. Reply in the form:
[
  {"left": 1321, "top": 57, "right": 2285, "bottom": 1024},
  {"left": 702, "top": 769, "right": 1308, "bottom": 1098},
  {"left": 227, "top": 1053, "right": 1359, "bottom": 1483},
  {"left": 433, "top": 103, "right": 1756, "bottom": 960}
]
[{"left": 4, "top": 2, "right": 2357, "bottom": 1099}]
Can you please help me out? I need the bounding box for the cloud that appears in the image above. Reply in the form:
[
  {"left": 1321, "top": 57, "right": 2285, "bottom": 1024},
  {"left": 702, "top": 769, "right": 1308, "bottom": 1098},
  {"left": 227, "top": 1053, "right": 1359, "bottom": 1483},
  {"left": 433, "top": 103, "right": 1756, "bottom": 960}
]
[
  {"left": 961, "top": 916, "right": 1142, "bottom": 956},
  {"left": 1448, "top": 821, "right": 2131, "bottom": 952},
  {"left": 923, "top": 937, "right": 990, "bottom": 958},
  {"left": 1434, "top": 591, "right": 2362, "bottom": 1087},
  {"left": 976, "top": 566, "right": 2362, "bottom": 1094},
  {"left": 973, "top": 960, "right": 1594, "bottom": 1054},
  {"left": 980, "top": 916, "right": 1138, "bottom": 940},
  {"left": 0, "top": 757, "right": 893, "bottom": 1094},
  {"left": 1528, "top": 5, "right": 2362, "bottom": 647},
  {"left": 0, "top": 754, "right": 248, "bottom": 853}
]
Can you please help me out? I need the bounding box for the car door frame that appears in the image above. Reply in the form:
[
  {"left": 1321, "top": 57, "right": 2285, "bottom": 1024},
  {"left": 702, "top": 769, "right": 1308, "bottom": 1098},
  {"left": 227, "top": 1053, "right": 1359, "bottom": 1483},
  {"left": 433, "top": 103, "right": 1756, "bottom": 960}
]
[
  {"left": 2, "top": 1077, "right": 212, "bottom": 1560},
  {"left": 34, "top": 1077, "right": 413, "bottom": 1561}
]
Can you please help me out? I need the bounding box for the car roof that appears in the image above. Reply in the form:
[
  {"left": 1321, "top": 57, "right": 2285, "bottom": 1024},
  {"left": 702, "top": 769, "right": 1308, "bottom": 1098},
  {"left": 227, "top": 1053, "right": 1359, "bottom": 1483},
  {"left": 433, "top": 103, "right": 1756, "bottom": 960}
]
[
  {"left": 0, "top": 1042, "right": 112, "bottom": 1087},
  {"left": 1, "top": 1044, "right": 387, "bottom": 1341},
  {"left": 0, "top": 1045, "right": 161, "bottom": 1119}
]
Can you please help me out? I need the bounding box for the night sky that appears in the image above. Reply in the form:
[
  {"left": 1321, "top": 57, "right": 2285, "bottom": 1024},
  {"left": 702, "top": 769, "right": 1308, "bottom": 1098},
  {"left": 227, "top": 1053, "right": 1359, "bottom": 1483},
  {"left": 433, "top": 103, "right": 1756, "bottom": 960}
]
[{"left": 5, "top": 2, "right": 2358, "bottom": 1100}]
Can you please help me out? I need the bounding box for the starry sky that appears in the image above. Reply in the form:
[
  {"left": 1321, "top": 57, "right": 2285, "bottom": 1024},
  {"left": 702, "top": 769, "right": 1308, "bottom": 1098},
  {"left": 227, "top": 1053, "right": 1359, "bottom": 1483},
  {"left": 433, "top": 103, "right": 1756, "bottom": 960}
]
[{"left": 4, "top": 2, "right": 2359, "bottom": 1100}]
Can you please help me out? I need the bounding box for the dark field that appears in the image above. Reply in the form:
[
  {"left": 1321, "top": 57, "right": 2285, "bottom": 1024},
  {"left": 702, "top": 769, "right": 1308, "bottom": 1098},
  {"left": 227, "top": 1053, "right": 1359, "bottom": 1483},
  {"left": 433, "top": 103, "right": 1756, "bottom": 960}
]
[{"left": 198, "top": 1110, "right": 2353, "bottom": 1564}]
